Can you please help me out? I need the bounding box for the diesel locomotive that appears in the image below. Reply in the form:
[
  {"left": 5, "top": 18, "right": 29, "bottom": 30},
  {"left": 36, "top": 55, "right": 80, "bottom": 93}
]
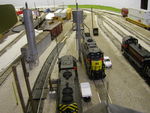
[
  {"left": 57, "top": 55, "right": 81, "bottom": 113},
  {"left": 121, "top": 36, "right": 150, "bottom": 77},
  {"left": 81, "top": 33, "right": 106, "bottom": 80}
]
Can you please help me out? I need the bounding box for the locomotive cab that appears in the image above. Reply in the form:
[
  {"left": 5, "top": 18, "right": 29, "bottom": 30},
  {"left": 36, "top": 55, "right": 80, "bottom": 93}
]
[
  {"left": 121, "top": 36, "right": 150, "bottom": 78},
  {"left": 121, "top": 36, "right": 138, "bottom": 51},
  {"left": 87, "top": 48, "right": 105, "bottom": 79}
]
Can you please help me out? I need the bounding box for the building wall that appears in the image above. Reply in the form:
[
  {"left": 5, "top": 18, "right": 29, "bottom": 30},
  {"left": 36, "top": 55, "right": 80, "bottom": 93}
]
[
  {"left": 148, "top": 0, "right": 150, "bottom": 10},
  {"left": 77, "top": 0, "right": 141, "bottom": 9},
  {"left": 0, "top": 0, "right": 149, "bottom": 10}
]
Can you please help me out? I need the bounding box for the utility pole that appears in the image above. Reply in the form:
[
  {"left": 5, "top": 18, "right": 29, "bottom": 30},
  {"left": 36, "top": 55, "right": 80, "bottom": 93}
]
[
  {"left": 34, "top": 2, "right": 36, "bottom": 9},
  {"left": 76, "top": 2, "right": 81, "bottom": 61},
  {"left": 21, "top": 57, "right": 36, "bottom": 113},
  {"left": 91, "top": 8, "right": 94, "bottom": 30},
  {"left": 12, "top": 66, "right": 26, "bottom": 113}
]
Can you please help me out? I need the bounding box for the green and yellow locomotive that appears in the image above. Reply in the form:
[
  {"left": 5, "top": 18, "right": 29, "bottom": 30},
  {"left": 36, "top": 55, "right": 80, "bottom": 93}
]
[{"left": 81, "top": 33, "right": 106, "bottom": 80}]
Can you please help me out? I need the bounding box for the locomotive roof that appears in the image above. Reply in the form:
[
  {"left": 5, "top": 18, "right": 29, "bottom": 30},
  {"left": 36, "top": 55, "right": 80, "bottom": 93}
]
[
  {"left": 123, "top": 36, "right": 138, "bottom": 42},
  {"left": 58, "top": 55, "right": 76, "bottom": 69},
  {"left": 84, "top": 36, "right": 97, "bottom": 47},
  {"left": 88, "top": 47, "right": 102, "bottom": 54},
  {"left": 82, "top": 35, "right": 103, "bottom": 54},
  {"left": 84, "top": 38, "right": 96, "bottom": 43},
  {"left": 130, "top": 44, "right": 150, "bottom": 58}
]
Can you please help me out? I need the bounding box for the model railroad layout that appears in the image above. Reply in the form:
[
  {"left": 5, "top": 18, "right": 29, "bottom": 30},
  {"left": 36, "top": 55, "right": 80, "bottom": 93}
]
[{"left": 0, "top": 4, "right": 150, "bottom": 113}]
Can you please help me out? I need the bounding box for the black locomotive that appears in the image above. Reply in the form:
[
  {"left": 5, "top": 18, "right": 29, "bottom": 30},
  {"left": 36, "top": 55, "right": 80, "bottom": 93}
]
[
  {"left": 57, "top": 55, "right": 80, "bottom": 113},
  {"left": 121, "top": 36, "right": 150, "bottom": 77},
  {"left": 81, "top": 33, "right": 106, "bottom": 80}
]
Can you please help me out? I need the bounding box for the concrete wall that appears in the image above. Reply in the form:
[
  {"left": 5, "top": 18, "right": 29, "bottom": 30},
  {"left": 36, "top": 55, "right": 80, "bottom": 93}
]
[
  {"left": 36, "top": 32, "right": 51, "bottom": 57},
  {"left": 21, "top": 32, "right": 51, "bottom": 63}
]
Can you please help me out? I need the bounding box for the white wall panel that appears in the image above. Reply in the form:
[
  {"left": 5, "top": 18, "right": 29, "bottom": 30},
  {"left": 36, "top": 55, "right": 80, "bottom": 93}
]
[{"left": 0, "top": 0, "right": 148, "bottom": 10}]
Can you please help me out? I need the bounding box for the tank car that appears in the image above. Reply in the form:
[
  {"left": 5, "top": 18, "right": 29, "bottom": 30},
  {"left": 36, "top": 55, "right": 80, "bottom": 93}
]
[{"left": 57, "top": 55, "right": 80, "bottom": 113}]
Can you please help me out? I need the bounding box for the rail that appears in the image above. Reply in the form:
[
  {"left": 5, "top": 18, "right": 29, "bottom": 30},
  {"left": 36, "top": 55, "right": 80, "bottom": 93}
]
[
  {"left": 26, "top": 42, "right": 65, "bottom": 113},
  {"left": 93, "top": 79, "right": 111, "bottom": 104},
  {"left": 84, "top": 9, "right": 150, "bottom": 47},
  {"left": 105, "top": 14, "right": 150, "bottom": 46},
  {"left": 102, "top": 16, "right": 127, "bottom": 38},
  {"left": 85, "top": 9, "right": 149, "bottom": 51},
  {"left": 26, "top": 28, "right": 73, "bottom": 113},
  {"left": 0, "top": 55, "right": 21, "bottom": 86},
  {"left": 97, "top": 15, "right": 121, "bottom": 50},
  {"left": 0, "top": 31, "right": 25, "bottom": 56},
  {"left": 0, "top": 13, "right": 46, "bottom": 57},
  {"left": 0, "top": 14, "right": 47, "bottom": 86}
]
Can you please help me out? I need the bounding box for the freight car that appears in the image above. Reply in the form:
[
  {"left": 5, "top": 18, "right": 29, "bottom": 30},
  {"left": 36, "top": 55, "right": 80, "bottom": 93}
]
[
  {"left": 121, "top": 36, "right": 150, "bottom": 77},
  {"left": 43, "top": 21, "right": 63, "bottom": 40},
  {"left": 121, "top": 8, "right": 150, "bottom": 29},
  {"left": 81, "top": 33, "right": 106, "bottom": 80},
  {"left": 57, "top": 55, "right": 81, "bottom": 113},
  {"left": 121, "top": 8, "right": 128, "bottom": 17}
]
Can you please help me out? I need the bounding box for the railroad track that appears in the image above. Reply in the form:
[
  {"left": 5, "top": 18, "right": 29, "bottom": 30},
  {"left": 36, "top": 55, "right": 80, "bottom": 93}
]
[
  {"left": 105, "top": 14, "right": 150, "bottom": 46},
  {"left": 0, "top": 14, "right": 70, "bottom": 87},
  {"left": 0, "top": 24, "right": 73, "bottom": 87},
  {"left": 0, "top": 14, "right": 46, "bottom": 57},
  {"left": 0, "top": 56, "right": 21, "bottom": 86},
  {"left": 85, "top": 9, "right": 150, "bottom": 47},
  {"left": 93, "top": 79, "right": 111, "bottom": 104},
  {"left": 97, "top": 15, "right": 121, "bottom": 50},
  {"left": 102, "top": 16, "right": 127, "bottom": 38},
  {"left": 83, "top": 9, "right": 121, "bottom": 17},
  {"left": 27, "top": 29, "right": 74, "bottom": 113},
  {"left": 0, "top": 31, "right": 25, "bottom": 56},
  {"left": 89, "top": 10, "right": 150, "bottom": 52}
]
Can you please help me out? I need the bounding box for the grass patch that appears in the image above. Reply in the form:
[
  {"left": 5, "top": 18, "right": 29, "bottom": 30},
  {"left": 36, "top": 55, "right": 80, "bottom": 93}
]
[{"left": 68, "top": 5, "right": 121, "bottom": 13}]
